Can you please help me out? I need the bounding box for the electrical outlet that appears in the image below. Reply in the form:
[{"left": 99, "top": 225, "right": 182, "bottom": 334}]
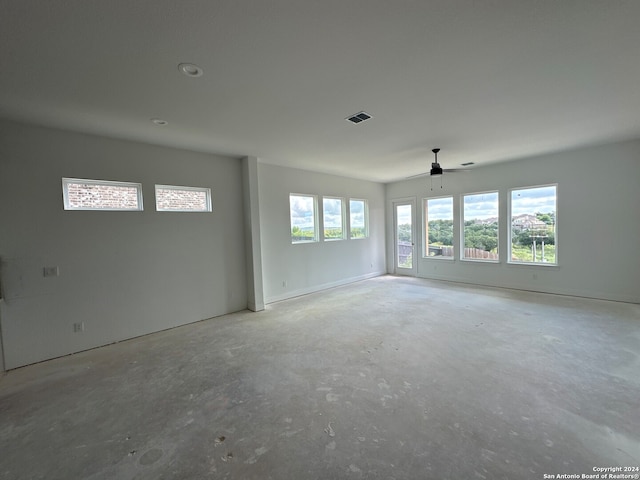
[
  {"left": 73, "top": 322, "right": 85, "bottom": 333},
  {"left": 43, "top": 266, "right": 59, "bottom": 277},
  {"left": 282, "top": 280, "right": 287, "bottom": 287}
]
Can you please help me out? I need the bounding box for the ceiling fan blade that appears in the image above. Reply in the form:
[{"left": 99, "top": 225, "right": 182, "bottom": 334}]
[
  {"left": 406, "top": 172, "right": 429, "bottom": 179},
  {"left": 406, "top": 148, "right": 471, "bottom": 179}
]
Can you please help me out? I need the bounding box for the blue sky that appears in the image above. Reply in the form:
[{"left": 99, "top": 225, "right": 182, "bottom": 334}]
[
  {"left": 323, "top": 197, "right": 343, "bottom": 228},
  {"left": 293, "top": 186, "right": 556, "bottom": 230},
  {"left": 290, "top": 195, "right": 315, "bottom": 229},
  {"left": 424, "top": 186, "right": 556, "bottom": 221},
  {"left": 290, "top": 196, "right": 367, "bottom": 230},
  {"left": 396, "top": 204, "right": 412, "bottom": 225},
  {"left": 511, "top": 186, "right": 556, "bottom": 216},
  {"left": 463, "top": 192, "right": 499, "bottom": 220},
  {"left": 426, "top": 197, "right": 453, "bottom": 221},
  {"left": 349, "top": 199, "right": 365, "bottom": 228}
]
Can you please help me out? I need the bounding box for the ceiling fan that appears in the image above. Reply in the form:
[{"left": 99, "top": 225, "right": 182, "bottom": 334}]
[
  {"left": 407, "top": 148, "right": 470, "bottom": 190},
  {"left": 429, "top": 148, "right": 469, "bottom": 176}
]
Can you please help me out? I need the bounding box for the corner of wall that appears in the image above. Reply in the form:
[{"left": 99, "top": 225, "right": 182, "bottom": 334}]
[{"left": 241, "top": 156, "right": 265, "bottom": 312}]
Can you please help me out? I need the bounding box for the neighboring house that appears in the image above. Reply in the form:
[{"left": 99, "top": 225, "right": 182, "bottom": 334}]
[{"left": 511, "top": 214, "right": 547, "bottom": 232}]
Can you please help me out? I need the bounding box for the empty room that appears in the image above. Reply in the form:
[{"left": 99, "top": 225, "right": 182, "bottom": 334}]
[{"left": 1, "top": 1, "right": 639, "bottom": 479}]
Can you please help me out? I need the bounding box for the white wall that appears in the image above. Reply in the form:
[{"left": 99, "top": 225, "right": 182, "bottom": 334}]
[
  {"left": 386, "top": 139, "right": 640, "bottom": 303},
  {"left": 0, "top": 121, "right": 247, "bottom": 369},
  {"left": 258, "top": 164, "right": 386, "bottom": 303}
]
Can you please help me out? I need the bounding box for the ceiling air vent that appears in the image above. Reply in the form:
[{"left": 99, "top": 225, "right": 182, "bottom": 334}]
[{"left": 346, "top": 111, "right": 372, "bottom": 124}]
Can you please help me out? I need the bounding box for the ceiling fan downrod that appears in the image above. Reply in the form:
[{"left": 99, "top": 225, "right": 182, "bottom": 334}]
[{"left": 430, "top": 148, "right": 443, "bottom": 190}]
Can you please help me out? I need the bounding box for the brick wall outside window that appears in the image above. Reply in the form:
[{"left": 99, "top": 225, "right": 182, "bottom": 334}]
[
  {"left": 156, "top": 188, "right": 209, "bottom": 211},
  {"left": 63, "top": 180, "right": 142, "bottom": 210}
]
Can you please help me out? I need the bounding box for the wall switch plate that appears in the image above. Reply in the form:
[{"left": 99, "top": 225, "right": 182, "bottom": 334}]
[
  {"left": 73, "top": 322, "right": 85, "bottom": 332},
  {"left": 43, "top": 266, "right": 59, "bottom": 277}
]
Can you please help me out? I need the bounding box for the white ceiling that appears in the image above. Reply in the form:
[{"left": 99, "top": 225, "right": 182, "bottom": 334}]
[{"left": 2, "top": 1, "right": 640, "bottom": 182}]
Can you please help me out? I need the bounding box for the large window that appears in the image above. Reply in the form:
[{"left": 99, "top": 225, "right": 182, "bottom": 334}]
[
  {"left": 510, "top": 185, "right": 557, "bottom": 264},
  {"left": 62, "top": 177, "right": 143, "bottom": 211},
  {"left": 290, "top": 194, "right": 318, "bottom": 243},
  {"left": 349, "top": 199, "right": 369, "bottom": 239},
  {"left": 155, "top": 185, "right": 212, "bottom": 212},
  {"left": 462, "top": 191, "right": 499, "bottom": 261},
  {"left": 323, "top": 197, "right": 345, "bottom": 240},
  {"left": 424, "top": 196, "right": 454, "bottom": 259}
]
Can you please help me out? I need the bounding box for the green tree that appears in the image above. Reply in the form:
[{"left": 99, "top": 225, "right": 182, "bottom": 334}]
[
  {"left": 536, "top": 212, "right": 555, "bottom": 225},
  {"left": 351, "top": 227, "right": 366, "bottom": 238},
  {"left": 464, "top": 222, "right": 498, "bottom": 252},
  {"left": 397, "top": 223, "right": 412, "bottom": 242},
  {"left": 324, "top": 228, "right": 343, "bottom": 239},
  {"left": 428, "top": 220, "right": 453, "bottom": 246},
  {"left": 516, "top": 228, "right": 554, "bottom": 246}
]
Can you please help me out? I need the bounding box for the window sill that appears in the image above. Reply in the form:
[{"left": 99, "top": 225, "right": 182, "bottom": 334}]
[
  {"left": 460, "top": 258, "right": 500, "bottom": 264},
  {"left": 507, "top": 261, "right": 558, "bottom": 267}
]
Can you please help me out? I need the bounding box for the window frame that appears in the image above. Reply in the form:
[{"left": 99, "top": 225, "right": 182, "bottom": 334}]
[
  {"left": 461, "top": 190, "right": 500, "bottom": 263},
  {"left": 508, "top": 184, "right": 558, "bottom": 266},
  {"left": 155, "top": 184, "right": 212, "bottom": 212},
  {"left": 289, "top": 193, "right": 319, "bottom": 244},
  {"left": 349, "top": 198, "right": 369, "bottom": 240},
  {"left": 322, "top": 196, "right": 346, "bottom": 241},
  {"left": 423, "top": 195, "right": 454, "bottom": 260},
  {"left": 62, "top": 177, "right": 144, "bottom": 211}
]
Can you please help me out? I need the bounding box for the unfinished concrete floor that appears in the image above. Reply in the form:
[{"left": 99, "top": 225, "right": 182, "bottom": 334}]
[{"left": 1, "top": 276, "right": 639, "bottom": 479}]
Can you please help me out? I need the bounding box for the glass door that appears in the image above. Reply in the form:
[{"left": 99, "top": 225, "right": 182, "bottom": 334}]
[{"left": 393, "top": 199, "right": 416, "bottom": 276}]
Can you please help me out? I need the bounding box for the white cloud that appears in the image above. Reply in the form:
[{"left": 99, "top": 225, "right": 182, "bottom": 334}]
[
  {"left": 290, "top": 195, "right": 315, "bottom": 228},
  {"left": 426, "top": 197, "right": 453, "bottom": 221},
  {"left": 511, "top": 186, "right": 556, "bottom": 216},
  {"left": 464, "top": 192, "right": 499, "bottom": 220}
]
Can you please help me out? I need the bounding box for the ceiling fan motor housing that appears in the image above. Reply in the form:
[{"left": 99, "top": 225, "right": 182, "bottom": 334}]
[{"left": 430, "top": 148, "right": 443, "bottom": 175}]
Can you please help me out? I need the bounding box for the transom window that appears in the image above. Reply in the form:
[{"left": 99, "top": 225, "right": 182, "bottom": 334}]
[
  {"left": 155, "top": 185, "right": 212, "bottom": 212},
  {"left": 62, "top": 178, "right": 143, "bottom": 211}
]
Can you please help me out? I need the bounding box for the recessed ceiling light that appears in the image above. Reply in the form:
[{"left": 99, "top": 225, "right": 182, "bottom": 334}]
[
  {"left": 151, "top": 118, "right": 168, "bottom": 126},
  {"left": 178, "top": 63, "right": 204, "bottom": 77}
]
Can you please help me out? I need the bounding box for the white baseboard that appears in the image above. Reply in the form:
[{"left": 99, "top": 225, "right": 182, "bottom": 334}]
[
  {"left": 417, "top": 272, "right": 639, "bottom": 304},
  {"left": 265, "top": 271, "right": 385, "bottom": 304}
]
